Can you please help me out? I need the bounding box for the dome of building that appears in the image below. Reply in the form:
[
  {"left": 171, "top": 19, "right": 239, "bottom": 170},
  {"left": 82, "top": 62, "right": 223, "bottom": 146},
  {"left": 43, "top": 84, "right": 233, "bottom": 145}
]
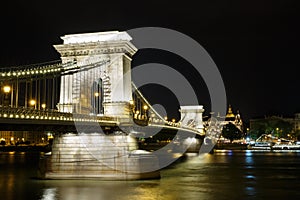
[{"left": 225, "top": 105, "right": 235, "bottom": 121}]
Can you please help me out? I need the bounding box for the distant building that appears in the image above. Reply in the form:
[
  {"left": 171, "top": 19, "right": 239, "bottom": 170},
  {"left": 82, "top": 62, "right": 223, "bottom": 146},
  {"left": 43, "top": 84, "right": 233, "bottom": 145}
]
[
  {"left": 0, "top": 131, "right": 49, "bottom": 145},
  {"left": 204, "top": 105, "right": 244, "bottom": 132},
  {"left": 222, "top": 105, "right": 243, "bottom": 131},
  {"left": 281, "top": 113, "right": 300, "bottom": 133},
  {"left": 249, "top": 113, "right": 300, "bottom": 135}
]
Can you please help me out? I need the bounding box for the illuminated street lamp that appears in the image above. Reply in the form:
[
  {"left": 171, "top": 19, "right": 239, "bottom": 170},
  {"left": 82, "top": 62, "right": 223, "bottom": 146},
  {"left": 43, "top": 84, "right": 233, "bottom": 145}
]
[
  {"left": 135, "top": 110, "right": 140, "bottom": 119},
  {"left": 41, "top": 103, "right": 46, "bottom": 110},
  {"left": 129, "top": 100, "right": 134, "bottom": 106},
  {"left": 3, "top": 86, "right": 11, "bottom": 93},
  {"left": 2, "top": 85, "right": 11, "bottom": 106},
  {"left": 143, "top": 105, "right": 148, "bottom": 110},
  {"left": 30, "top": 99, "right": 36, "bottom": 109},
  {"left": 94, "top": 92, "right": 100, "bottom": 97},
  {"left": 129, "top": 100, "right": 135, "bottom": 115},
  {"left": 143, "top": 105, "right": 149, "bottom": 119}
]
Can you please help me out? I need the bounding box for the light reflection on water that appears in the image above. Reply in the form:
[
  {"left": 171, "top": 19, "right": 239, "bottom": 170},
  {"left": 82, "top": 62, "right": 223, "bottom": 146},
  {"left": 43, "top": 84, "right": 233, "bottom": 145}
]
[
  {"left": 1, "top": 151, "right": 300, "bottom": 200},
  {"left": 41, "top": 188, "right": 57, "bottom": 200}
]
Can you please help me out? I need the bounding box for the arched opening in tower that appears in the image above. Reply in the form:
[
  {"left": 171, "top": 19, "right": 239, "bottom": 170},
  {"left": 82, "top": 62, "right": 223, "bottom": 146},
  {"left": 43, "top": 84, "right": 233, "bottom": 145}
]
[{"left": 91, "top": 78, "right": 104, "bottom": 115}]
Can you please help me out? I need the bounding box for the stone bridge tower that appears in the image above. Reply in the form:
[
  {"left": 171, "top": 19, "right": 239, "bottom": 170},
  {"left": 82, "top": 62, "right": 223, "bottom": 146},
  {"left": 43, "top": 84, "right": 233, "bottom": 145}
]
[
  {"left": 54, "top": 31, "right": 137, "bottom": 119},
  {"left": 179, "top": 105, "right": 205, "bottom": 134}
]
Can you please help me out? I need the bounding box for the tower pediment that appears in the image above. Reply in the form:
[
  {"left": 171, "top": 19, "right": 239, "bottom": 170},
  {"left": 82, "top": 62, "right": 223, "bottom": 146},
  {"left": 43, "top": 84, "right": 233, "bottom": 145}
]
[
  {"left": 61, "top": 31, "right": 132, "bottom": 44},
  {"left": 54, "top": 31, "right": 137, "bottom": 58}
]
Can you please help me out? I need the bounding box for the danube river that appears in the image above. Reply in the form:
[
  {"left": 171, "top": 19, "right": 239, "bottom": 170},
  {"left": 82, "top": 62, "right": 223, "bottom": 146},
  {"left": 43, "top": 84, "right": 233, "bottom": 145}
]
[{"left": 1, "top": 150, "right": 300, "bottom": 200}]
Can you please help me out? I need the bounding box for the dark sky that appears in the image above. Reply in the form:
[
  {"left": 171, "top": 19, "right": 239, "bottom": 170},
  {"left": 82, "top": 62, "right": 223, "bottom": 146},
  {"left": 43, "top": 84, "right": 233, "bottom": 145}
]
[{"left": 0, "top": 0, "right": 299, "bottom": 123}]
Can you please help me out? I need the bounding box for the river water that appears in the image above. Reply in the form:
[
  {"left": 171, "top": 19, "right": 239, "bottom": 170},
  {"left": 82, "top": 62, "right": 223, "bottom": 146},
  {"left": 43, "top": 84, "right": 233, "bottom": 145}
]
[{"left": 1, "top": 150, "right": 300, "bottom": 200}]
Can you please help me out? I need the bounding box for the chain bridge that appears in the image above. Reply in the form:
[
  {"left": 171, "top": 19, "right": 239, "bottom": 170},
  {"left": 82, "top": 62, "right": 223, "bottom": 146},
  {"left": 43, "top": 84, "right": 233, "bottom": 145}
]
[{"left": 0, "top": 31, "right": 207, "bottom": 180}]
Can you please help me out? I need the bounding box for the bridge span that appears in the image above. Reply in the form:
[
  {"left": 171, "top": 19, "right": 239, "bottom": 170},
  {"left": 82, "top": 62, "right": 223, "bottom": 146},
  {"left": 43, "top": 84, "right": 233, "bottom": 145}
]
[{"left": 0, "top": 30, "right": 208, "bottom": 180}]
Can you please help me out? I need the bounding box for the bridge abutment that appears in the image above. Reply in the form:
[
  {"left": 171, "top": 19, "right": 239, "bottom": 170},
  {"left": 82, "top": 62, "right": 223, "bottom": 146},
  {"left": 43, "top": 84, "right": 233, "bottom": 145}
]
[{"left": 38, "top": 133, "right": 160, "bottom": 180}]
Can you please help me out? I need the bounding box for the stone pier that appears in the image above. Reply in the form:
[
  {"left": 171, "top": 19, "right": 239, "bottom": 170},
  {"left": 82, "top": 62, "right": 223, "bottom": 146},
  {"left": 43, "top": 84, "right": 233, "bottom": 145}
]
[{"left": 38, "top": 133, "right": 160, "bottom": 180}]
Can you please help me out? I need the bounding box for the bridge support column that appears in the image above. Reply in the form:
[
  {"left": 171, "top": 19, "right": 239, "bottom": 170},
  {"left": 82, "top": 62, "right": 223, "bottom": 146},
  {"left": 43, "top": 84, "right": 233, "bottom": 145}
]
[
  {"left": 38, "top": 133, "right": 160, "bottom": 180},
  {"left": 57, "top": 74, "right": 74, "bottom": 113},
  {"left": 103, "top": 102, "right": 132, "bottom": 122}
]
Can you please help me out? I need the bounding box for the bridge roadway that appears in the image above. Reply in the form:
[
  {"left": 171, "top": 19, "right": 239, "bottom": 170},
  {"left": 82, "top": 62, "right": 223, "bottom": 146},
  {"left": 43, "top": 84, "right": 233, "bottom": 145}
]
[
  {"left": 0, "top": 107, "right": 202, "bottom": 139},
  {"left": 0, "top": 106, "right": 118, "bottom": 132}
]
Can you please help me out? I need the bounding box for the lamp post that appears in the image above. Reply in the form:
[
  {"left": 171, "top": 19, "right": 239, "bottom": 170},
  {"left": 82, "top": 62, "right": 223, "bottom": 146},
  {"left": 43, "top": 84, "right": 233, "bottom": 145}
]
[
  {"left": 143, "top": 105, "right": 148, "bottom": 120},
  {"left": 135, "top": 110, "right": 140, "bottom": 119},
  {"left": 3, "top": 86, "right": 11, "bottom": 93},
  {"left": 143, "top": 105, "right": 148, "bottom": 112},
  {"left": 129, "top": 100, "right": 134, "bottom": 107},
  {"left": 129, "top": 100, "right": 135, "bottom": 115},
  {"left": 94, "top": 92, "right": 100, "bottom": 114},
  {"left": 3, "top": 85, "right": 11, "bottom": 106},
  {"left": 30, "top": 99, "right": 36, "bottom": 109},
  {"left": 41, "top": 103, "right": 46, "bottom": 110},
  {"left": 164, "top": 116, "right": 168, "bottom": 122}
]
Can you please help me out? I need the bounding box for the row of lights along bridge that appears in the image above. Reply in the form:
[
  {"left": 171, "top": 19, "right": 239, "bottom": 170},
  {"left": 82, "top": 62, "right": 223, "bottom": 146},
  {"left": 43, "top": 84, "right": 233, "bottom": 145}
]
[{"left": 1, "top": 85, "right": 45, "bottom": 110}]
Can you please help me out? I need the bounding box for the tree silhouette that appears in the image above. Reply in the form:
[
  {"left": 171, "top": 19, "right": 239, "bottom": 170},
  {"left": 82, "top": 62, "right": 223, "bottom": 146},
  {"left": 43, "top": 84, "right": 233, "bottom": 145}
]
[
  {"left": 249, "top": 116, "right": 293, "bottom": 139},
  {"left": 222, "top": 122, "right": 243, "bottom": 142}
]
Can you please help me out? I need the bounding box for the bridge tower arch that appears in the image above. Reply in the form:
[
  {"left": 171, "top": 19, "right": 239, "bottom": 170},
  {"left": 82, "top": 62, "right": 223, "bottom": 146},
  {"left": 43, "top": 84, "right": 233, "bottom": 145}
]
[
  {"left": 91, "top": 78, "right": 104, "bottom": 115},
  {"left": 54, "top": 31, "right": 137, "bottom": 119}
]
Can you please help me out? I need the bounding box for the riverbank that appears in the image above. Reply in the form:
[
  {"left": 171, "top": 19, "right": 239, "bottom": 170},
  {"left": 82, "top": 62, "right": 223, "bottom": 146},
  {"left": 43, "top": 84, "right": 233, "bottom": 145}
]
[
  {"left": 214, "top": 143, "right": 248, "bottom": 150},
  {"left": 139, "top": 142, "right": 249, "bottom": 152},
  {"left": 0, "top": 144, "right": 51, "bottom": 152},
  {"left": 0, "top": 143, "right": 248, "bottom": 153}
]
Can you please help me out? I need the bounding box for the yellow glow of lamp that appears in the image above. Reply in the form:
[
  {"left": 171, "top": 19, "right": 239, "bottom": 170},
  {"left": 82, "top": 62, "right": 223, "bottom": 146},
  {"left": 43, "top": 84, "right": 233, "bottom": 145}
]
[
  {"left": 30, "top": 99, "right": 36, "bottom": 106},
  {"left": 143, "top": 105, "right": 148, "bottom": 110},
  {"left": 94, "top": 92, "right": 100, "bottom": 97},
  {"left": 41, "top": 103, "right": 46, "bottom": 109},
  {"left": 3, "top": 85, "right": 11, "bottom": 93},
  {"left": 129, "top": 100, "right": 134, "bottom": 105}
]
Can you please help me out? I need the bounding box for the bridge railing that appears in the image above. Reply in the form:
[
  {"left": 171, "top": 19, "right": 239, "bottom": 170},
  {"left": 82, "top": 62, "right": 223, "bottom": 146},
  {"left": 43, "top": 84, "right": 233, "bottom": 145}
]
[
  {"left": 0, "top": 106, "right": 117, "bottom": 123},
  {"left": 131, "top": 82, "right": 203, "bottom": 134},
  {"left": 0, "top": 61, "right": 64, "bottom": 79},
  {"left": 0, "top": 59, "right": 108, "bottom": 79},
  {"left": 147, "top": 115, "right": 203, "bottom": 135},
  {"left": 0, "top": 106, "right": 203, "bottom": 136}
]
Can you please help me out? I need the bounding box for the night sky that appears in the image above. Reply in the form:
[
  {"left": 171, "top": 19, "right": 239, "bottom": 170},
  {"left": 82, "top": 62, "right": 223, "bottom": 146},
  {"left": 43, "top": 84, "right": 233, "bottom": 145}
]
[{"left": 1, "top": 0, "right": 299, "bottom": 123}]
